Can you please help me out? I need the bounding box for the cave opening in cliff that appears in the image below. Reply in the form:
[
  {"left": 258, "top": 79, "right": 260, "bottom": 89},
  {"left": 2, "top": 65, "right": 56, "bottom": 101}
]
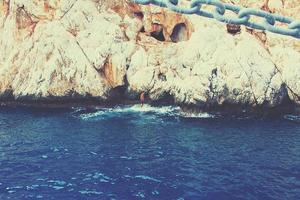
[
  {"left": 108, "top": 85, "right": 127, "bottom": 102},
  {"left": 152, "top": 92, "right": 175, "bottom": 106},
  {"left": 171, "top": 23, "right": 188, "bottom": 43},
  {"left": 133, "top": 11, "right": 144, "bottom": 20},
  {"left": 150, "top": 23, "right": 165, "bottom": 41},
  {"left": 140, "top": 26, "right": 145, "bottom": 33}
]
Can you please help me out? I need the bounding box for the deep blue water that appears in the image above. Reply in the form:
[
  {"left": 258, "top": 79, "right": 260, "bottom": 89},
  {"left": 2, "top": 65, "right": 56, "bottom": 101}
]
[{"left": 0, "top": 105, "right": 300, "bottom": 200}]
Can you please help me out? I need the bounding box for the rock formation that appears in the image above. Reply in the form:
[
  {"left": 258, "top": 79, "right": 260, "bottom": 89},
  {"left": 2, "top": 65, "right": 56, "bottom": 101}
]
[{"left": 0, "top": 0, "right": 299, "bottom": 109}]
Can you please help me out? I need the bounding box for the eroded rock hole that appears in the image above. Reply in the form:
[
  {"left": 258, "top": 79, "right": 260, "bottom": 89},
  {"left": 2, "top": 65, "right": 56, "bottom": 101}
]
[
  {"left": 150, "top": 23, "right": 165, "bottom": 41},
  {"left": 133, "top": 11, "right": 144, "bottom": 19},
  {"left": 140, "top": 26, "right": 145, "bottom": 33},
  {"left": 226, "top": 24, "right": 241, "bottom": 35},
  {"left": 171, "top": 23, "right": 188, "bottom": 43},
  {"left": 158, "top": 73, "right": 167, "bottom": 81}
]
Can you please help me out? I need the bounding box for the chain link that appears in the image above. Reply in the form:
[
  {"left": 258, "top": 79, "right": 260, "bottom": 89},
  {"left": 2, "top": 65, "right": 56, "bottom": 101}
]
[{"left": 131, "top": 0, "right": 300, "bottom": 39}]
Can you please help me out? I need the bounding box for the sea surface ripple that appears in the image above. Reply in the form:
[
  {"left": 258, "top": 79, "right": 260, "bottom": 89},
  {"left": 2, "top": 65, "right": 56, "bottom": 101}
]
[{"left": 0, "top": 105, "right": 299, "bottom": 200}]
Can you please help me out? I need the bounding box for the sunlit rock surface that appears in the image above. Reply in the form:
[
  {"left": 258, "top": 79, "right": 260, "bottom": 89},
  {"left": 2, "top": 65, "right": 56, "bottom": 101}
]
[{"left": 0, "top": 0, "right": 299, "bottom": 108}]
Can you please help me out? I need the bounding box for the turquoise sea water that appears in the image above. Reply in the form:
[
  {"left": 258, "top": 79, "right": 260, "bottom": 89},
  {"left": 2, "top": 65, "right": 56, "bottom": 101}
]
[{"left": 0, "top": 105, "right": 299, "bottom": 199}]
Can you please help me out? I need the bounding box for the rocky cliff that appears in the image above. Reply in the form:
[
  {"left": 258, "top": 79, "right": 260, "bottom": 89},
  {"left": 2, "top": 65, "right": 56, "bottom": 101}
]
[{"left": 0, "top": 0, "right": 299, "bottom": 110}]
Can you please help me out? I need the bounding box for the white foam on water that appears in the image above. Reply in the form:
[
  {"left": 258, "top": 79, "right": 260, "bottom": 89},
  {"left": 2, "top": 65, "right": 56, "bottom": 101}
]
[
  {"left": 79, "top": 110, "right": 107, "bottom": 120},
  {"left": 119, "top": 104, "right": 180, "bottom": 114},
  {"left": 284, "top": 115, "right": 300, "bottom": 122},
  {"left": 179, "top": 111, "right": 216, "bottom": 119},
  {"left": 79, "top": 190, "right": 103, "bottom": 195},
  {"left": 74, "top": 104, "right": 215, "bottom": 121},
  {"left": 134, "top": 175, "right": 161, "bottom": 183},
  {"left": 76, "top": 104, "right": 180, "bottom": 120},
  {"left": 70, "top": 107, "right": 86, "bottom": 114},
  {"left": 96, "top": 104, "right": 180, "bottom": 116}
]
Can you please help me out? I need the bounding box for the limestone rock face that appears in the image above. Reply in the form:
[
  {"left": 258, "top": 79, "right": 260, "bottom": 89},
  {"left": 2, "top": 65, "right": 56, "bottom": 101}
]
[
  {"left": 128, "top": 21, "right": 285, "bottom": 107},
  {"left": 0, "top": 0, "right": 135, "bottom": 100},
  {"left": 0, "top": 0, "right": 299, "bottom": 108}
]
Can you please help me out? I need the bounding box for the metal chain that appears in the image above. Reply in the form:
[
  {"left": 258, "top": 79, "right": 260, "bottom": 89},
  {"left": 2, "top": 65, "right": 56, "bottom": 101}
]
[{"left": 131, "top": 0, "right": 300, "bottom": 39}]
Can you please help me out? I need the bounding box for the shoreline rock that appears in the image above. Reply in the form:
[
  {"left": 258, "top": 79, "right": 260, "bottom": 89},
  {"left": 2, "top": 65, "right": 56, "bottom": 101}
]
[{"left": 0, "top": 0, "right": 300, "bottom": 111}]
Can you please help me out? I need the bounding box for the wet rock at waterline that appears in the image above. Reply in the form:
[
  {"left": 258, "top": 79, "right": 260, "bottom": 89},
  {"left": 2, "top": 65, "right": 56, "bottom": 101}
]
[{"left": 0, "top": 0, "right": 299, "bottom": 108}]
